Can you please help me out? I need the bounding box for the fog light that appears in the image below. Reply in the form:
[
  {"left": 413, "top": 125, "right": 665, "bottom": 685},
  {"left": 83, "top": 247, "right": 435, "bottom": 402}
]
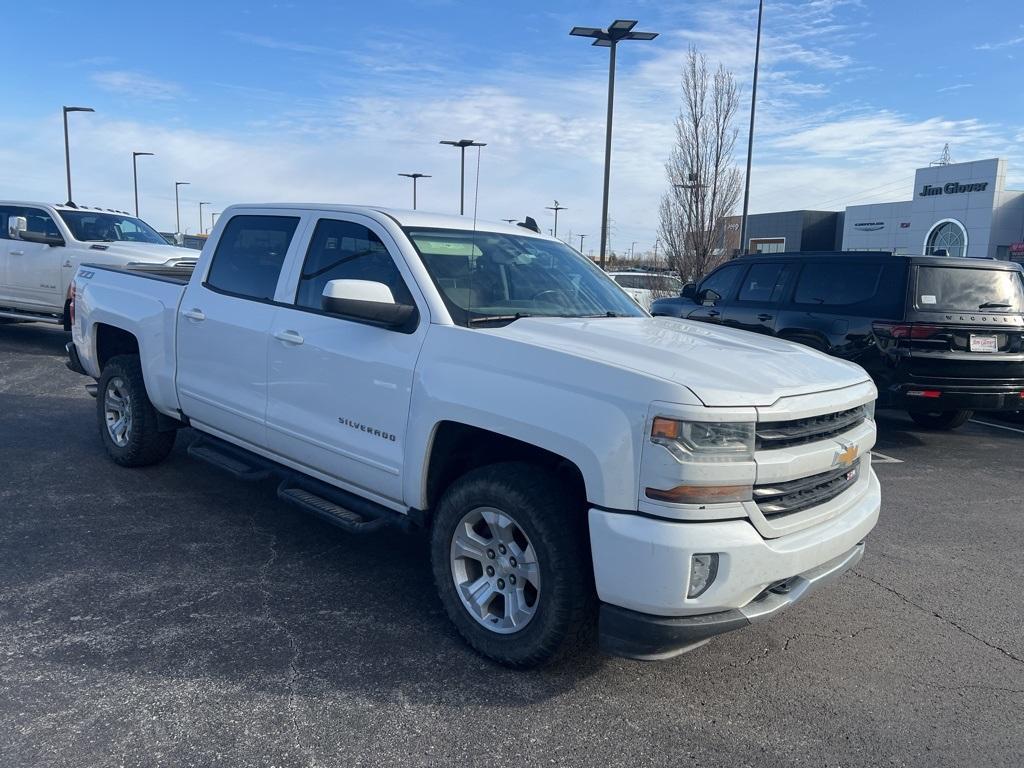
[{"left": 688, "top": 553, "right": 719, "bottom": 598}]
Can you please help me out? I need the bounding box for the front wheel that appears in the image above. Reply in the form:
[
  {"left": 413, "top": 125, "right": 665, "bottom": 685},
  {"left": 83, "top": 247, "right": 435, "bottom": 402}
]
[
  {"left": 908, "top": 409, "right": 973, "bottom": 430},
  {"left": 97, "top": 355, "right": 176, "bottom": 466},
  {"left": 430, "top": 462, "right": 594, "bottom": 668}
]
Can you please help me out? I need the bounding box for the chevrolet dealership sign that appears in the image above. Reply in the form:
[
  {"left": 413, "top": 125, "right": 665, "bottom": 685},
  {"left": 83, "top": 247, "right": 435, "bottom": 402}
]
[{"left": 919, "top": 181, "right": 989, "bottom": 197}]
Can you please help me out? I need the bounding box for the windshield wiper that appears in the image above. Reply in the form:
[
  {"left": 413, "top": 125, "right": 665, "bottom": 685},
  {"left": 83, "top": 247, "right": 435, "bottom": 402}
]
[
  {"left": 979, "top": 301, "right": 1012, "bottom": 309},
  {"left": 467, "top": 313, "right": 533, "bottom": 326}
]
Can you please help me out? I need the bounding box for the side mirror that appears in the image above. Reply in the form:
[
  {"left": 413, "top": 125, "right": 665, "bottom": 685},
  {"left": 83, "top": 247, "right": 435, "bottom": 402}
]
[
  {"left": 680, "top": 282, "right": 698, "bottom": 300},
  {"left": 700, "top": 288, "right": 722, "bottom": 306},
  {"left": 321, "top": 279, "right": 415, "bottom": 328},
  {"left": 9, "top": 215, "right": 64, "bottom": 246}
]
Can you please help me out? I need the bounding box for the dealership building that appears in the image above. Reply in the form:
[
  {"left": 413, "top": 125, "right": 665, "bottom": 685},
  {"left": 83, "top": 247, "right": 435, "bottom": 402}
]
[{"left": 724, "top": 157, "right": 1024, "bottom": 262}]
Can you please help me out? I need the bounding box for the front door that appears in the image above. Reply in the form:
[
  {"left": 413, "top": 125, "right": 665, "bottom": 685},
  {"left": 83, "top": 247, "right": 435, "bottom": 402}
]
[
  {"left": 687, "top": 262, "right": 745, "bottom": 324},
  {"left": 4, "top": 207, "right": 64, "bottom": 311},
  {"left": 266, "top": 213, "right": 427, "bottom": 504},
  {"left": 723, "top": 262, "right": 791, "bottom": 335},
  {"left": 176, "top": 212, "right": 304, "bottom": 447}
]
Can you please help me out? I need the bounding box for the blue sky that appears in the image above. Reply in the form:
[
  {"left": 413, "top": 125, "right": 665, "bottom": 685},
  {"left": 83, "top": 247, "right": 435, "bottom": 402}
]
[{"left": 1, "top": 0, "right": 1022, "bottom": 251}]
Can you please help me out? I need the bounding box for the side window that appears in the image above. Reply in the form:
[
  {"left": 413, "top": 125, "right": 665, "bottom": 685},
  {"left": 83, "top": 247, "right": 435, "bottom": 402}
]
[
  {"left": 737, "top": 263, "right": 785, "bottom": 302},
  {"left": 613, "top": 275, "right": 636, "bottom": 289},
  {"left": 23, "top": 208, "right": 61, "bottom": 238},
  {"left": 205, "top": 215, "right": 299, "bottom": 300},
  {"left": 793, "top": 262, "right": 883, "bottom": 306},
  {"left": 0, "top": 205, "right": 19, "bottom": 240},
  {"left": 295, "top": 218, "right": 414, "bottom": 311},
  {"left": 699, "top": 264, "right": 743, "bottom": 300}
]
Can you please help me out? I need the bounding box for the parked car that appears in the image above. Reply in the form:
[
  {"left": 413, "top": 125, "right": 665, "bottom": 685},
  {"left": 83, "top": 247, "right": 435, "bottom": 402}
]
[
  {"left": 67, "top": 205, "right": 880, "bottom": 667},
  {"left": 652, "top": 252, "right": 1024, "bottom": 430},
  {"left": 608, "top": 271, "right": 685, "bottom": 311},
  {"left": 0, "top": 202, "right": 197, "bottom": 328}
]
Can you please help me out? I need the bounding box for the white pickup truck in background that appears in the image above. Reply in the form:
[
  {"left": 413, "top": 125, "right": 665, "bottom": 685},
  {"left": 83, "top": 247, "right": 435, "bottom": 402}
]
[
  {"left": 0, "top": 201, "right": 196, "bottom": 328},
  {"left": 67, "top": 204, "right": 881, "bottom": 667}
]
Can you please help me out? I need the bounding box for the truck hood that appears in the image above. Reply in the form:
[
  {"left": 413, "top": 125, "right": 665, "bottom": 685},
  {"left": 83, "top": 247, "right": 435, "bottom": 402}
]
[
  {"left": 78, "top": 241, "right": 198, "bottom": 265},
  {"left": 492, "top": 316, "right": 870, "bottom": 407}
]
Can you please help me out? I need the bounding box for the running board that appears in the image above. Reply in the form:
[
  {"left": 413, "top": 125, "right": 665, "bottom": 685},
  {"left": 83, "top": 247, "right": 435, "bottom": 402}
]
[
  {"left": 277, "top": 480, "right": 392, "bottom": 534},
  {"left": 0, "top": 309, "right": 62, "bottom": 325},
  {"left": 187, "top": 438, "right": 273, "bottom": 481}
]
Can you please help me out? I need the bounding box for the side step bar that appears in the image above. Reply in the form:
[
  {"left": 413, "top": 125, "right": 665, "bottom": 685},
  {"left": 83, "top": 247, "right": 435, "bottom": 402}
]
[
  {"left": 187, "top": 438, "right": 273, "bottom": 481},
  {"left": 277, "top": 480, "right": 394, "bottom": 534},
  {"left": 0, "top": 309, "right": 62, "bottom": 325}
]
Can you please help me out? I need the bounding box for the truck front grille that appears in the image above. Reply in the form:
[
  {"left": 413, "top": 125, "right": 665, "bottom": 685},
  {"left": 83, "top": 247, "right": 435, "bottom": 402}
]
[
  {"left": 754, "top": 460, "right": 861, "bottom": 518},
  {"left": 755, "top": 405, "right": 867, "bottom": 450}
]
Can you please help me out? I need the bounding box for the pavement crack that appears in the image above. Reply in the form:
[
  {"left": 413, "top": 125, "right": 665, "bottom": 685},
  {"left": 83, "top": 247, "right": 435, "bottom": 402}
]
[{"left": 851, "top": 568, "right": 1024, "bottom": 666}]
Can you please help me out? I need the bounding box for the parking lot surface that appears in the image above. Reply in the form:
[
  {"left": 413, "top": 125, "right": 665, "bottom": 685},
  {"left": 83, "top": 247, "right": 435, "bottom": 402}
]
[{"left": 1, "top": 323, "right": 1022, "bottom": 768}]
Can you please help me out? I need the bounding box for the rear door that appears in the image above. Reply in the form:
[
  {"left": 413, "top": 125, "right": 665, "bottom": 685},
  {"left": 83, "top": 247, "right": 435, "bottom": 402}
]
[
  {"left": 688, "top": 262, "right": 745, "bottom": 324},
  {"left": 175, "top": 212, "right": 305, "bottom": 447},
  {"left": 722, "top": 261, "right": 791, "bottom": 334},
  {"left": 895, "top": 263, "right": 1024, "bottom": 387}
]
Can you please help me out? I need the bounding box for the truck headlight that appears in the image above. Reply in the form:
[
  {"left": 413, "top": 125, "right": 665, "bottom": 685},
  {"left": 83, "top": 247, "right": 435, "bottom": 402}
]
[{"left": 651, "top": 417, "right": 755, "bottom": 463}]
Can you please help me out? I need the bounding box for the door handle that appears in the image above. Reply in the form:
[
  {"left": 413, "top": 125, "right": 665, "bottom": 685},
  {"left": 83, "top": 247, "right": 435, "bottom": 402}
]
[
  {"left": 273, "top": 329, "right": 304, "bottom": 345},
  {"left": 757, "top": 313, "right": 773, "bottom": 321},
  {"left": 183, "top": 308, "right": 206, "bottom": 321},
  {"left": 9, "top": 250, "right": 24, "bottom": 256},
  {"left": 708, "top": 309, "right": 721, "bottom": 318}
]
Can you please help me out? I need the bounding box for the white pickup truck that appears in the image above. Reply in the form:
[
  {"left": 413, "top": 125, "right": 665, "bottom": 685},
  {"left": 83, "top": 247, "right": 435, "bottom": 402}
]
[
  {"left": 67, "top": 204, "right": 880, "bottom": 667},
  {"left": 1, "top": 201, "right": 196, "bottom": 328}
]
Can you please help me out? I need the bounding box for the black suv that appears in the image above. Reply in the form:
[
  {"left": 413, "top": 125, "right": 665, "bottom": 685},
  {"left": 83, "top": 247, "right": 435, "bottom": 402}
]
[{"left": 651, "top": 253, "right": 1024, "bottom": 429}]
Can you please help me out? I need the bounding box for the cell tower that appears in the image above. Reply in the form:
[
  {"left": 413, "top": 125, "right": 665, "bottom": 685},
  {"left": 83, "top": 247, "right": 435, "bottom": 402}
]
[{"left": 930, "top": 143, "right": 953, "bottom": 167}]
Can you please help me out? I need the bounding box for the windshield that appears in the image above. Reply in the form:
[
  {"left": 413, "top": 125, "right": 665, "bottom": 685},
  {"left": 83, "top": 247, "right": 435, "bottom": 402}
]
[
  {"left": 916, "top": 266, "right": 1024, "bottom": 313},
  {"left": 405, "top": 228, "right": 646, "bottom": 325},
  {"left": 58, "top": 210, "right": 167, "bottom": 245}
]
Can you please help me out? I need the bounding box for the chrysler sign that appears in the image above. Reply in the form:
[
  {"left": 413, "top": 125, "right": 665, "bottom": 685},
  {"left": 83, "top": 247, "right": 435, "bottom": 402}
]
[
  {"left": 853, "top": 221, "right": 885, "bottom": 232},
  {"left": 919, "top": 181, "right": 989, "bottom": 197}
]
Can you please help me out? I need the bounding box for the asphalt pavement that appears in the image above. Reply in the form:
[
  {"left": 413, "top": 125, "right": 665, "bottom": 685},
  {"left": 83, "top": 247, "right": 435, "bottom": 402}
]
[{"left": 1, "top": 323, "right": 1022, "bottom": 767}]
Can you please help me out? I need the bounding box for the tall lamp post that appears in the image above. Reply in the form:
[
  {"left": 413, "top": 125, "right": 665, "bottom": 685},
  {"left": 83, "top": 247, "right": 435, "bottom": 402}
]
[
  {"left": 132, "top": 151, "right": 154, "bottom": 217},
  {"left": 439, "top": 139, "right": 486, "bottom": 215},
  {"left": 398, "top": 172, "right": 431, "bottom": 210},
  {"left": 578, "top": 233, "right": 587, "bottom": 252},
  {"left": 62, "top": 106, "right": 95, "bottom": 207},
  {"left": 174, "top": 182, "right": 190, "bottom": 238},
  {"left": 546, "top": 200, "right": 567, "bottom": 239},
  {"left": 739, "top": 0, "right": 764, "bottom": 257},
  {"left": 198, "top": 202, "right": 211, "bottom": 235},
  {"left": 570, "top": 19, "right": 658, "bottom": 269},
  {"left": 211, "top": 212, "right": 219, "bottom": 230}
]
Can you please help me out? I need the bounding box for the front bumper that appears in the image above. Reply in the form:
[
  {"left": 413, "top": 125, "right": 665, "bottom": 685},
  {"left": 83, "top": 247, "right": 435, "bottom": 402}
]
[{"left": 599, "top": 543, "right": 864, "bottom": 660}]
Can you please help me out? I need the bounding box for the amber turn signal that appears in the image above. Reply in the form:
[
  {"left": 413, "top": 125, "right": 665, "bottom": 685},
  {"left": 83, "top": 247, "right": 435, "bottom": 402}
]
[{"left": 645, "top": 484, "right": 753, "bottom": 504}]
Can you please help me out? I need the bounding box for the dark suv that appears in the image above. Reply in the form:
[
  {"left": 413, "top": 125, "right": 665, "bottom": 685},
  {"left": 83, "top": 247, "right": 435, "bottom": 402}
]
[{"left": 651, "top": 253, "right": 1024, "bottom": 429}]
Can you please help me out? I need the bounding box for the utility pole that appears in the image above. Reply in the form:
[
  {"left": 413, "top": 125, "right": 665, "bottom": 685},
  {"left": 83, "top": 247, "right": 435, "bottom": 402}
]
[
  {"left": 174, "top": 182, "right": 190, "bottom": 238},
  {"left": 739, "top": 0, "right": 764, "bottom": 257},
  {"left": 546, "top": 200, "right": 567, "bottom": 238}
]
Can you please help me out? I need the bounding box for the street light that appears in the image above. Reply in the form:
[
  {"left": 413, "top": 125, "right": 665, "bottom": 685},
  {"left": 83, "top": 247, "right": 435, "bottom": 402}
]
[
  {"left": 198, "top": 202, "right": 211, "bottom": 235},
  {"left": 439, "top": 139, "right": 486, "bottom": 215},
  {"left": 62, "top": 106, "right": 95, "bottom": 207},
  {"left": 174, "top": 182, "right": 190, "bottom": 237},
  {"left": 132, "top": 151, "right": 154, "bottom": 217},
  {"left": 739, "top": 0, "right": 765, "bottom": 257},
  {"left": 546, "top": 200, "right": 567, "bottom": 239},
  {"left": 211, "top": 212, "right": 219, "bottom": 230},
  {"left": 570, "top": 19, "right": 658, "bottom": 269},
  {"left": 578, "top": 233, "right": 587, "bottom": 252},
  {"left": 398, "top": 172, "right": 431, "bottom": 210}
]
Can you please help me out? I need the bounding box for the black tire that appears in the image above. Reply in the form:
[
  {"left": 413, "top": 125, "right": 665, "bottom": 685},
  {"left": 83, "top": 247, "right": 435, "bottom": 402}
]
[
  {"left": 430, "top": 462, "right": 594, "bottom": 668},
  {"left": 908, "top": 409, "right": 973, "bottom": 430},
  {"left": 97, "top": 355, "right": 176, "bottom": 467}
]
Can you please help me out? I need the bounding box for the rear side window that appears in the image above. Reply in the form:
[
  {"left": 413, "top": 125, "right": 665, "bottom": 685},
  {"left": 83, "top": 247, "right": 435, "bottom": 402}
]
[
  {"left": 295, "top": 218, "right": 414, "bottom": 311},
  {"left": 794, "top": 262, "right": 883, "bottom": 306},
  {"left": 915, "top": 266, "right": 1024, "bottom": 312},
  {"left": 700, "top": 263, "right": 743, "bottom": 299},
  {"left": 737, "top": 263, "right": 786, "bottom": 302},
  {"left": 205, "top": 215, "right": 299, "bottom": 300}
]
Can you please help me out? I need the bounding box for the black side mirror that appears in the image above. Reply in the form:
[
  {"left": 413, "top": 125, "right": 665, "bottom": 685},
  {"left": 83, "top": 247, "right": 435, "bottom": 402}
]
[
  {"left": 700, "top": 289, "right": 722, "bottom": 306},
  {"left": 19, "top": 231, "right": 65, "bottom": 247},
  {"left": 680, "top": 282, "right": 697, "bottom": 300}
]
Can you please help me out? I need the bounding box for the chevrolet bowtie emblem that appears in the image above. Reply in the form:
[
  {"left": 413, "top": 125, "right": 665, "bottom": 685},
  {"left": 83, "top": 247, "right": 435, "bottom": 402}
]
[{"left": 833, "top": 440, "right": 859, "bottom": 467}]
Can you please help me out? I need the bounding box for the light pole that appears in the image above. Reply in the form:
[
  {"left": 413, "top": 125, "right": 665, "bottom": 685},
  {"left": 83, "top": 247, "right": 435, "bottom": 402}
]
[
  {"left": 62, "top": 106, "right": 95, "bottom": 206},
  {"left": 630, "top": 241, "right": 638, "bottom": 260},
  {"left": 578, "top": 233, "right": 587, "bottom": 252},
  {"left": 398, "top": 172, "right": 431, "bottom": 210},
  {"left": 132, "top": 151, "right": 154, "bottom": 217},
  {"left": 570, "top": 19, "right": 658, "bottom": 270},
  {"left": 211, "top": 212, "right": 219, "bottom": 230},
  {"left": 174, "top": 182, "right": 190, "bottom": 238},
  {"left": 439, "top": 139, "right": 486, "bottom": 215},
  {"left": 546, "top": 200, "right": 567, "bottom": 239},
  {"left": 198, "top": 202, "right": 211, "bottom": 235},
  {"left": 739, "top": 0, "right": 764, "bottom": 257}
]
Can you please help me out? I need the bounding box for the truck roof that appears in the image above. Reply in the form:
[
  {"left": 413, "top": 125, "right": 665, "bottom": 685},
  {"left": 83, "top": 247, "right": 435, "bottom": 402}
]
[
  {"left": 0, "top": 201, "right": 134, "bottom": 215},
  {"left": 225, "top": 203, "right": 549, "bottom": 238}
]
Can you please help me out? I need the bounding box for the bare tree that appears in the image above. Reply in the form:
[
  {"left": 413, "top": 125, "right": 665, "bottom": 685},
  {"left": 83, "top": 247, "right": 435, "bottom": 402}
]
[{"left": 659, "top": 47, "right": 743, "bottom": 282}]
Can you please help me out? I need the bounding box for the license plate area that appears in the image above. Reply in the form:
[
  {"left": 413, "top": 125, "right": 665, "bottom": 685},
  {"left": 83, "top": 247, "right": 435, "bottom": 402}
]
[{"left": 970, "top": 334, "right": 998, "bottom": 353}]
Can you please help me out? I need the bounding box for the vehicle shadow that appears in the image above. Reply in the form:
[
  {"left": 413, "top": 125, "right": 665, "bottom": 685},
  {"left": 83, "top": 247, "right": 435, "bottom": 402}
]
[
  {"left": 0, "top": 394, "right": 606, "bottom": 708},
  {"left": 0, "top": 322, "right": 69, "bottom": 357}
]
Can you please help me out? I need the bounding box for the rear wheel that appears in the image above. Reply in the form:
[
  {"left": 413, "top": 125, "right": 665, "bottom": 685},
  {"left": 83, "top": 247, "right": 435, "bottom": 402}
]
[
  {"left": 430, "top": 462, "right": 594, "bottom": 668},
  {"left": 908, "top": 409, "right": 973, "bottom": 430},
  {"left": 97, "top": 355, "right": 176, "bottom": 466}
]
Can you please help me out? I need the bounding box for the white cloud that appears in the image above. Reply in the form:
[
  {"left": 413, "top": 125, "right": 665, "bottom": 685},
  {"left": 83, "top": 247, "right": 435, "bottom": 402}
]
[
  {"left": 936, "top": 83, "right": 973, "bottom": 93},
  {"left": 975, "top": 34, "right": 1024, "bottom": 51},
  {"left": 91, "top": 71, "right": 183, "bottom": 100}
]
